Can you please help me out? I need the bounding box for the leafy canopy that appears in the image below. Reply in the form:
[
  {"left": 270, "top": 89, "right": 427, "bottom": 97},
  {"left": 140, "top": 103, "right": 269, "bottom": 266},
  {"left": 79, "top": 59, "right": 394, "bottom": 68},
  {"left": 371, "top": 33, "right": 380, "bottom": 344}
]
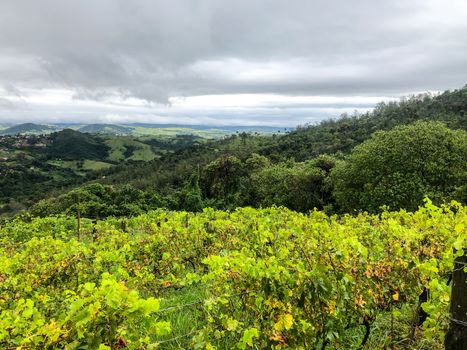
[{"left": 332, "top": 121, "right": 467, "bottom": 212}]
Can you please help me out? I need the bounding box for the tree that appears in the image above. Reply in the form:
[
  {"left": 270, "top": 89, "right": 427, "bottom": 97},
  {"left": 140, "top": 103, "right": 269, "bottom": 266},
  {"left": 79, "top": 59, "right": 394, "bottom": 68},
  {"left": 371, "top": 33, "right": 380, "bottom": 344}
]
[
  {"left": 201, "top": 156, "right": 245, "bottom": 207},
  {"left": 179, "top": 166, "right": 204, "bottom": 212},
  {"left": 251, "top": 159, "right": 331, "bottom": 212},
  {"left": 331, "top": 121, "right": 467, "bottom": 212}
]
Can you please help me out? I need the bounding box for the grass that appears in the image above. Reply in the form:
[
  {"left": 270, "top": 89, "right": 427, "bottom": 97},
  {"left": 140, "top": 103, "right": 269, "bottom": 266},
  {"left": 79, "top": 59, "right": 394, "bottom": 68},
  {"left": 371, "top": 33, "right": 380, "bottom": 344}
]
[
  {"left": 82, "top": 160, "right": 113, "bottom": 171},
  {"left": 48, "top": 160, "right": 76, "bottom": 168},
  {"left": 337, "top": 303, "right": 442, "bottom": 350},
  {"left": 155, "top": 286, "right": 207, "bottom": 349},
  {"left": 145, "top": 285, "right": 443, "bottom": 349},
  {"left": 129, "top": 146, "right": 156, "bottom": 161},
  {"left": 48, "top": 159, "right": 113, "bottom": 173},
  {"left": 104, "top": 137, "right": 157, "bottom": 162}
]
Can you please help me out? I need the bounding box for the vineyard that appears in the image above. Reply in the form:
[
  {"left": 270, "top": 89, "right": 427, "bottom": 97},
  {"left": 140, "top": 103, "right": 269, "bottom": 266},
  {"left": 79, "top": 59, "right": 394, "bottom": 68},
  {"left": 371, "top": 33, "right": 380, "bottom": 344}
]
[{"left": 0, "top": 200, "right": 465, "bottom": 349}]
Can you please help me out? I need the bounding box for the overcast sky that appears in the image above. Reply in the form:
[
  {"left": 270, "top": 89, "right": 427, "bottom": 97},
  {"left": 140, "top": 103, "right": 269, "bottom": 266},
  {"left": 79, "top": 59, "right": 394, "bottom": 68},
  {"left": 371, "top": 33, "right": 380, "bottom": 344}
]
[{"left": 0, "top": 0, "right": 466, "bottom": 126}]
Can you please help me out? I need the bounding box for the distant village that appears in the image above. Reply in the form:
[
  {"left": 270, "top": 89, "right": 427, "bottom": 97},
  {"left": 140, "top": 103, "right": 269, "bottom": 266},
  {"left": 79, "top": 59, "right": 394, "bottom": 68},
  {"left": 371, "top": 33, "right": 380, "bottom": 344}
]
[{"left": 0, "top": 134, "right": 51, "bottom": 161}]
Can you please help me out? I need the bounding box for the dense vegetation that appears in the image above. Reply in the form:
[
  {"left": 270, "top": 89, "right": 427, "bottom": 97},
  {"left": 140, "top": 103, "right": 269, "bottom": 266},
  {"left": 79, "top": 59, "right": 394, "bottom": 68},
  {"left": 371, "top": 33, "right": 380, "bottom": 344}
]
[
  {"left": 47, "top": 129, "right": 110, "bottom": 161},
  {"left": 0, "top": 202, "right": 465, "bottom": 349},
  {"left": 31, "top": 121, "right": 466, "bottom": 218},
  {"left": 262, "top": 88, "right": 467, "bottom": 161},
  {"left": 0, "top": 131, "right": 207, "bottom": 216}
]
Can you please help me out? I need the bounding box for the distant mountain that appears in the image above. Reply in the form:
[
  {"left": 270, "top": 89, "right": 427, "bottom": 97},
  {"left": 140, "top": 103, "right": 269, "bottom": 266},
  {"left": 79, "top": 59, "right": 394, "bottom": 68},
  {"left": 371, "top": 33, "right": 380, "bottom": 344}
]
[
  {"left": 217, "top": 125, "right": 290, "bottom": 133},
  {"left": 46, "top": 129, "right": 110, "bottom": 160},
  {"left": 129, "top": 123, "right": 287, "bottom": 133},
  {"left": 0, "top": 122, "right": 287, "bottom": 137},
  {"left": 0, "top": 123, "right": 56, "bottom": 135},
  {"left": 78, "top": 124, "right": 133, "bottom": 135}
]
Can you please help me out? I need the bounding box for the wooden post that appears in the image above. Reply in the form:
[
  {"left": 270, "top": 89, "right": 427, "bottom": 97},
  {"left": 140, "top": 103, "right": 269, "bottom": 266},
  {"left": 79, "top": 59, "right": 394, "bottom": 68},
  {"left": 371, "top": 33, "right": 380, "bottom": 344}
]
[
  {"left": 76, "top": 207, "right": 81, "bottom": 241},
  {"left": 74, "top": 192, "right": 81, "bottom": 241},
  {"left": 445, "top": 253, "right": 467, "bottom": 350},
  {"left": 120, "top": 220, "right": 127, "bottom": 232},
  {"left": 92, "top": 218, "right": 98, "bottom": 241}
]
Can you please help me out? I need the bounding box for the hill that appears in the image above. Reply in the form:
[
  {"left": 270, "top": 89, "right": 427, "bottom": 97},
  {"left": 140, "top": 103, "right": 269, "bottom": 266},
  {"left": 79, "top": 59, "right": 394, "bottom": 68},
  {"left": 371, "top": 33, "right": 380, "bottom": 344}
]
[
  {"left": 0, "top": 122, "right": 286, "bottom": 138},
  {"left": 0, "top": 123, "right": 56, "bottom": 135},
  {"left": 0, "top": 130, "right": 209, "bottom": 216},
  {"left": 46, "top": 129, "right": 110, "bottom": 161}
]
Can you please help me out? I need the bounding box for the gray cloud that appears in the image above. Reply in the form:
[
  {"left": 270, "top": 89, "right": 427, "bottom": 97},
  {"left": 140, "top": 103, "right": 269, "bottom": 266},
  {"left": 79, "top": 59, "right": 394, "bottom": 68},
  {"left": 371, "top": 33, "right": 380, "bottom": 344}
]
[{"left": 0, "top": 0, "right": 466, "bottom": 125}]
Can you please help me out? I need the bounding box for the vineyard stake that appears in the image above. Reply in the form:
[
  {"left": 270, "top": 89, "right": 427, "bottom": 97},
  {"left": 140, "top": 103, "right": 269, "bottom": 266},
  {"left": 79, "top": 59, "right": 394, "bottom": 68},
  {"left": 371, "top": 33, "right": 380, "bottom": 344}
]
[
  {"left": 76, "top": 207, "right": 80, "bottom": 241},
  {"left": 444, "top": 252, "right": 467, "bottom": 350}
]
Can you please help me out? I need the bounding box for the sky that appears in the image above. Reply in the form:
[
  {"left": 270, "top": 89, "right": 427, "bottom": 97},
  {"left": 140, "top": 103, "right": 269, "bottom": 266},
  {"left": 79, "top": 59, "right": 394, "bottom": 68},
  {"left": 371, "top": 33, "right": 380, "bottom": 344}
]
[{"left": 0, "top": 0, "right": 466, "bottom": 127}]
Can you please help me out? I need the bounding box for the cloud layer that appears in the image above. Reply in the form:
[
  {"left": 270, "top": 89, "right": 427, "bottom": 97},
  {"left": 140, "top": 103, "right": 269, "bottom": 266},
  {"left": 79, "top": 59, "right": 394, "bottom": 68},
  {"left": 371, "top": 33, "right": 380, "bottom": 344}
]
[{"left": 0, "top": 0, "right": 466, "bottom": 126}]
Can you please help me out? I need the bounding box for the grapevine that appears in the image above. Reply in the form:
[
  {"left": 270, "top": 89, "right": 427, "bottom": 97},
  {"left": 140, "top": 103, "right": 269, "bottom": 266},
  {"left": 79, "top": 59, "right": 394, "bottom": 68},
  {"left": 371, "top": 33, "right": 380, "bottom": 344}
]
[{"left": 0, "top": 201, "right": 465, "bottom": 349}]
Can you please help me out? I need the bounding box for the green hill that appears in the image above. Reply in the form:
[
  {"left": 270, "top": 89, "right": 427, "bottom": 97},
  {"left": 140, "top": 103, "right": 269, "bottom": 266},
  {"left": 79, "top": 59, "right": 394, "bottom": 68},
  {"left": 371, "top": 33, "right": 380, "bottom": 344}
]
[
  {"left": 105, "top": 136, "right": 157, "bottom": 162},
  {"left": 46, "top": 129, "right": 110, "bottom": 161},
  {"left": 0, "top": 123, "right": 56, "bottom": 135}
]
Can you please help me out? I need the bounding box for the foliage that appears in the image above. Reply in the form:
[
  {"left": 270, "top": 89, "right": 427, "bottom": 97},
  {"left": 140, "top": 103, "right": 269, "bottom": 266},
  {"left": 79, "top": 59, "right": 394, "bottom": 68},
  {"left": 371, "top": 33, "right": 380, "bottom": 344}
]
[
  {"left": 332, "top": 121, "right": 467, "bottom": 212},
  {"left": 0, "top": 131, "right": 207, "bottom": 216},
  {"left": 0, "top": 202, "right": 465, "bottom": 349},
  {"left": 92, "top": 86, "right": 467, "bottom": 214},
  {"left": 46, "top": 129, "right": 110, "bottom": 161},
  {"left": 250, "top": 155, "right": 335, "bottom": 212},
  {"left": 261, "top": 86, "right": 467, "bottom": 161},
  {"left": 30, "top": 183, "right": 169, "bottom": 218}
]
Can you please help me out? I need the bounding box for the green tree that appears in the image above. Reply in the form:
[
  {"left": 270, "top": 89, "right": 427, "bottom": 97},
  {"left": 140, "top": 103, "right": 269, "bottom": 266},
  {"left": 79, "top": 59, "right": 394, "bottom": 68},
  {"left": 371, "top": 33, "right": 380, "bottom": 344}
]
[
  {"left": 179, "top": 166, "right": 204, "bottom": 211},
  {"left": 201, "top": 156, "right": 245, "bottom": 207},
  {"left": 251, "top": 159, "right": 332, "bottom": 212},
  {"left": 332, "top": 121, "right": 467, "bottom": 212}
]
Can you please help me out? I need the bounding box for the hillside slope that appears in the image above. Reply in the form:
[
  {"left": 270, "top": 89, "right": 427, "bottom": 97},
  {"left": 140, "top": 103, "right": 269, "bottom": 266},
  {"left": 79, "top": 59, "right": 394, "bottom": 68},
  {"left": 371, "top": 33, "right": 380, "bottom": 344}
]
[
  {"left": 0, "top": 123, "right": 56, "bottom": 135},
  {"left": 261, "top": 87, "right": 467, "bottom": 161},
  {"left": 46, "top": 129, "right": 110, "bottom": 160}
]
